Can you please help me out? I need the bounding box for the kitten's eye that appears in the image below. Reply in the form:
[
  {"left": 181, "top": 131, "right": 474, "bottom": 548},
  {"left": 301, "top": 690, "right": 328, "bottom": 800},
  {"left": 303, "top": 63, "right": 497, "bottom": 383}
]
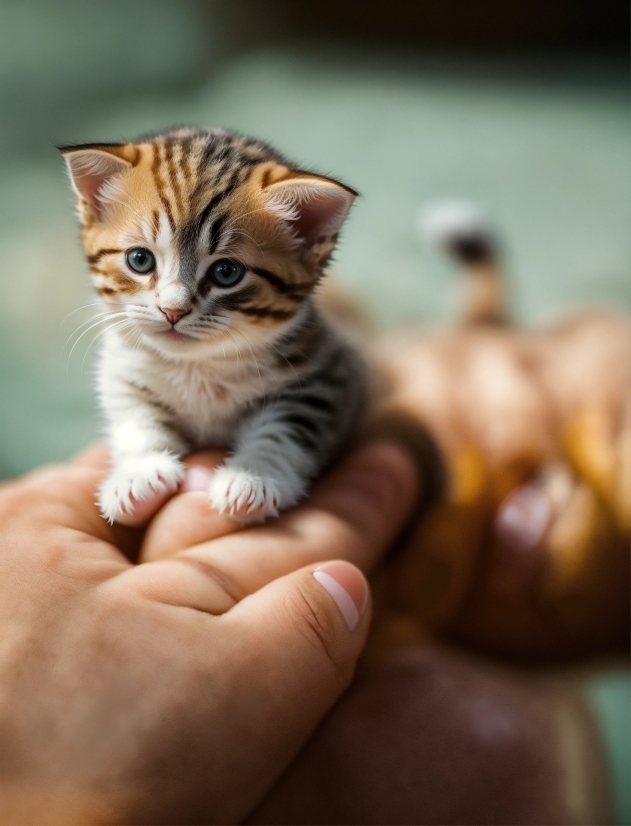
[
  {"left": 126, "top": 247, "right": 156, "bottom": 274},
  {"left": 209, "top": 258, "right": 245, "bottom": 288}
]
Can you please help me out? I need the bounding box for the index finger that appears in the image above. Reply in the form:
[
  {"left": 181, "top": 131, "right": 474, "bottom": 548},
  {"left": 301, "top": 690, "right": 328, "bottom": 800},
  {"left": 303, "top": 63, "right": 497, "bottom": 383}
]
[
  {"left": 71, "top": 441, "right": 110, "bottom": 472},
  {"left": 140, "top": 449, "right": 233, "bottom": 561}
]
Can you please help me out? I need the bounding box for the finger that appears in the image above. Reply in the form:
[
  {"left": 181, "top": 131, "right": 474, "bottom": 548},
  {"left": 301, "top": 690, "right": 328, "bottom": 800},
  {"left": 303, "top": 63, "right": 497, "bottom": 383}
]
[
  {"left": 3, "top": 447, "right": 144, "bottom": 564},
  {"left": 71, "top": 446, "right": 222, "bottom": 531},
  {"left": 70, "top": 441, "right": 162, "bottom": 544},
  {"left": 301, "top": 441, "right": 420, "bottom": 563},
  {"left": 210, "top": 561, "right": 371, "bottom": 811},
  {"left": 114, "top": 486, "right": 179, "bottom": 528},
  {"left": 132, "top": 442, "right": 418, "bottom": 612},
  {"left": 4, "top": 459, "right": 139, "bottom": 564},
  {"left": 140, "top": 449, "right": 232, "bottom": 560},
  {"left": 71, "top": 441, "right": 110, "bottom": 471}
]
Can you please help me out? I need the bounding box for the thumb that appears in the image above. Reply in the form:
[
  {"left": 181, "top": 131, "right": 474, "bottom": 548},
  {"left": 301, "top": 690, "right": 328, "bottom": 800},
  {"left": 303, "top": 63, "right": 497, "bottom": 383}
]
[
  {"left": 222, "top": 560, "right": 370, "bottom": 808},
  {"left": 230, "top": 558, "right": 370, "bottom": 700}
]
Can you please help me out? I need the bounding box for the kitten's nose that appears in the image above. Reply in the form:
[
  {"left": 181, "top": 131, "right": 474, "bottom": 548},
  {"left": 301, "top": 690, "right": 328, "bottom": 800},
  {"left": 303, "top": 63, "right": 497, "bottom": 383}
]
[{"left": 160, "top": 307, "right": 189, "bottom": 325}]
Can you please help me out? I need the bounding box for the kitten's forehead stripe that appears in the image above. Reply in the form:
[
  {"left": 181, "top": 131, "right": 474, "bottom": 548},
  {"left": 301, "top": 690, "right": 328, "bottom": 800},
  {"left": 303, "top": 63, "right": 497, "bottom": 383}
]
[
  {"left": 193, "top": 192, "right": 225, "bottom": 239},
  {"left": 179, "top": 137, "right": 193, "bottom": 183},
  {"left": 151, "top": 210, "right": 160, "bottom": 242},
  {"left": 165, "top": 141, "right": 184, "bottom": 217},
  {"left": 179, "top": 164, "right": 251, "bottom": 258},
  {"left": 208, "top": 214, "right": 226, "bottom": 255},
  {"left": 151, "top": 143, "right": 176, "bottom": 233}
]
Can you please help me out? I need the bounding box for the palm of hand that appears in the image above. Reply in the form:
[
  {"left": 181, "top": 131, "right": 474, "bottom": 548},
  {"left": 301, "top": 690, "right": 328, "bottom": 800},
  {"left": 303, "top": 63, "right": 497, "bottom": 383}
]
[{"left": 0, "top": 443, "right": 415, "bottom": 824}]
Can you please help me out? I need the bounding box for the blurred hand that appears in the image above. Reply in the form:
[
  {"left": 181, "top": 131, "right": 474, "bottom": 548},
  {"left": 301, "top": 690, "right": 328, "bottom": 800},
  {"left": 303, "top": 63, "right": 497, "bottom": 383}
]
[
  {"left": 374, "top": 327, "right": 630, "bottom": 658},
  {"left": 0, "top": 441, "right": 417, "bottom": 825},
  {"left": 251, "top": 645, "right": 610, "bottom": 825}
]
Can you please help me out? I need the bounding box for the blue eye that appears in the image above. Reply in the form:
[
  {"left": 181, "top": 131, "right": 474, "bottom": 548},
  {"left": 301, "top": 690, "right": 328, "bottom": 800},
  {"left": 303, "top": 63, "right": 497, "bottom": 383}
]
[
  {"left": 209, "top": 259, "right": 245, "bottom": 288},
  {"left": 126, "top": 247, "right": 156, "bottom": 274}
]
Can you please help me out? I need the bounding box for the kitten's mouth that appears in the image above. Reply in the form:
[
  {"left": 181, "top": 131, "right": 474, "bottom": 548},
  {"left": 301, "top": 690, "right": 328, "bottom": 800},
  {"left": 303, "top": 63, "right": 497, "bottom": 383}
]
[{"left": 158, "top": 328, "right": 194, "bottom": 342}]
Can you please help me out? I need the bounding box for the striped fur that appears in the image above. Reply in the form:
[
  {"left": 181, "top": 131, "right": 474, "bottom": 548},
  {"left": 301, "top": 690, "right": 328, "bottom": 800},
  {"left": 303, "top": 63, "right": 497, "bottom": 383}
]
[{"left": 61, "top": 127, "right": 366, "bottom": 523}]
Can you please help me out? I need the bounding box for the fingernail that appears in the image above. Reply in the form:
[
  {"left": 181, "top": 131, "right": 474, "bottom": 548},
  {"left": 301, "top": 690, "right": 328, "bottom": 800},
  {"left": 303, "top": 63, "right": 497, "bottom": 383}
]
[
  {"left": 181, "top": 465, "right": 214, "bottom": 493},
  {"left": 313, "top": 561, "right": 368, "bottom": 632},
  {"left": 494, "top": 483, "right": 552, "bottom": 553}
]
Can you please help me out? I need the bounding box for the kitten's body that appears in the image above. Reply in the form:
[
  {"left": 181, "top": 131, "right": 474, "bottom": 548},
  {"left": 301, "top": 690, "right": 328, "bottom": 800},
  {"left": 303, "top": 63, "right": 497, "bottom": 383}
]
[{"left": 62, "top": 127, "right": 365, "bottom": 523}]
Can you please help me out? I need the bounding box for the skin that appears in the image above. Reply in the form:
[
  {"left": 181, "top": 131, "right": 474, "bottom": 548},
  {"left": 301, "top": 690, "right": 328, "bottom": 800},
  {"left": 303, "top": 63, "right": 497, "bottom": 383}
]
[
  {"left": 0, "top": 440, "right": 418, "bottom": 825},
  {"left": 251, "top": 646, "right": 611, "bottom": 825}
]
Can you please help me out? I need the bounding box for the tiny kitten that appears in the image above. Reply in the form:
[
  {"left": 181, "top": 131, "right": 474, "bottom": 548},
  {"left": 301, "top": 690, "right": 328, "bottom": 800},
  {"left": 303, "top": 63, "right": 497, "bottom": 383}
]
[{"left": 61, "top": 127, "right": 366, "bottom": 524}]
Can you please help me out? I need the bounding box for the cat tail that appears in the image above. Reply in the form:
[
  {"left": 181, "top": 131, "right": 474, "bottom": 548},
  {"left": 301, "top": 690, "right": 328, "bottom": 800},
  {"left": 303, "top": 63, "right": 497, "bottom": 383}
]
[{"left": 419, "top": 201, "right": 509, "bottom": 325}]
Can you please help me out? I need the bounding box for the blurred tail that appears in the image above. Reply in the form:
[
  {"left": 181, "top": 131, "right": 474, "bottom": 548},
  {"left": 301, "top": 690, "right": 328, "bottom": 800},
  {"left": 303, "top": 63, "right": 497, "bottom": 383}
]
[{"left": 420, "top": 201, "right": 509, "bottom": 325}]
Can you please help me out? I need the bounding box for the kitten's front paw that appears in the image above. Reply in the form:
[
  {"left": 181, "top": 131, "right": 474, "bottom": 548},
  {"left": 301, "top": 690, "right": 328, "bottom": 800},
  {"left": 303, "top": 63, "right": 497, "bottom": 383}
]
[
  {"left": 209, "top": 466, "right": 284, "bottom": 523},
  {"left": 99, "top": 453, "right": 184, "bottom": 524}
]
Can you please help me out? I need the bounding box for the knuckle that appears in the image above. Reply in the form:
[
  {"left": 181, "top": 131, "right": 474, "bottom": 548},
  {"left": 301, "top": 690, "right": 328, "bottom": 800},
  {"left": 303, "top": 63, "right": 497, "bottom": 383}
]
[
  {"left": 0, "top": 480, "right": 39, "bottom": 518},
  {"left": 174, "top": 554, "right": 244, "bottom": 607},
  {"left": 122, "top": 554, "right": 243, "bottom": 616},
  {"left": 296, "top": 511, "right": 363, "bottom": 563}
]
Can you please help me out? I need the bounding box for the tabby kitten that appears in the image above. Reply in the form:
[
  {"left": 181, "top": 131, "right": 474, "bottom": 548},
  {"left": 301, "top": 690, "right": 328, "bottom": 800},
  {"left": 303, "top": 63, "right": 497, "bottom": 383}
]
[{"left": 61, "top": 127, "right": 366, "bottom": 524}]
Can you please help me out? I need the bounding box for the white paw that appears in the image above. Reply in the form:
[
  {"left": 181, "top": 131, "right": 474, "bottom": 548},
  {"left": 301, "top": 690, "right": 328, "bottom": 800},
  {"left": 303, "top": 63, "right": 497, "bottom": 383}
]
[
  {"left": 209, "top": 466, "right": 284, "bottom": 523},
  {"left": 99, "top": 453, "right": 184, "bottom": 523}
]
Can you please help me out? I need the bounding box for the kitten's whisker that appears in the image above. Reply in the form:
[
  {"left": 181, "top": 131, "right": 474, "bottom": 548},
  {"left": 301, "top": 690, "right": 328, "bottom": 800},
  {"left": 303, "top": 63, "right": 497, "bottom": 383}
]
[
  {"left": 108, "top": 181, "right": 147, "bottom": 216},
  {"left": 106, "top": 181, "right": 146, "bottom": 223},
  {"left": 221, "top": 205, "right": 273, "bottom": 229},
  {"left": 230, "top": 328, "right": 266, "bottom": 401},
  {"left": 62, "top": 311, "right": 127, "bottom": 355},
  {"left": 221, "top": 228, "right": 263, "bottom": 254},
  {"left": 82, "top": 319, "right": 134, "bottom": 373},
  {"left": 65, "top": 313, "right": 129, "bottom": 371},
  {"left": 64, "top": 309, "right": 118, "bottom": 336},
  {"left": 132, "top": 327, "right": 145, "bottom": 355},
  {"left": 60, "top": 302, "right": 104, "bottom": 327},
  {"left": 224, "top": 330, "right": 245, "bottom": 372},
  {"left": 105, "top": 193, "right": 144, "bottom": 224},
  {"left": 269, "top": 340, "right": 301, "bottom": 386},
  {"left": 122, "top": 323, "right": 144, "bottom": 357}
]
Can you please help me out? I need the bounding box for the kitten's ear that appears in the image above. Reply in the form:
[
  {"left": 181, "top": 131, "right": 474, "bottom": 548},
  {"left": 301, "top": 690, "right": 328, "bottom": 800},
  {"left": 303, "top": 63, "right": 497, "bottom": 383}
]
[
  {"left": 59, "top": 143, "right": 137, "bottom": 220},
  {"left": 264, "top": 172, "right": 357, "bottom": 258}
]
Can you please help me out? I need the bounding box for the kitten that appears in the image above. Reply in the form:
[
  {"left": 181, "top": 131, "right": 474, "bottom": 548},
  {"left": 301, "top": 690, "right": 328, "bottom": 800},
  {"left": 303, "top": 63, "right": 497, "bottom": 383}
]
[{"left": 61, "top": 127, "right": 366, "bottom": 524}]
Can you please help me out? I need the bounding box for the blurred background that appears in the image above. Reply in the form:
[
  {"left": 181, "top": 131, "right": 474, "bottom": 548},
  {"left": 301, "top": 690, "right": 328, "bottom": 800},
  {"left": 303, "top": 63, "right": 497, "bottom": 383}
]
[
  {"left": 0, "top": 0, "right": 628, "bottom": 819},
  {"left": 0, "top": 0, "right": 628, "bottom": 477}
]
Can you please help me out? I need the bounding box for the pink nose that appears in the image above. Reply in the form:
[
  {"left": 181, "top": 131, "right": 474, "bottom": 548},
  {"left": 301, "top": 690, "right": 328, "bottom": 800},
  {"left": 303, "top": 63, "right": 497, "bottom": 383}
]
[{"left": 161, "top": 307, "right": 189, "bottom": 325}]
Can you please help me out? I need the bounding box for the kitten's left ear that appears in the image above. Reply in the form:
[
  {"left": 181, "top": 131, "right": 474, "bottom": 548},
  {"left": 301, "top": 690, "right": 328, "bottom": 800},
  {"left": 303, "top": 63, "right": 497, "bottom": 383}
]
[
  {"left": 264, "top": 172, "right": 357, "bottom": 258},
  {"left": 59, "top": 143, "right": 138, "bottom": 220}
]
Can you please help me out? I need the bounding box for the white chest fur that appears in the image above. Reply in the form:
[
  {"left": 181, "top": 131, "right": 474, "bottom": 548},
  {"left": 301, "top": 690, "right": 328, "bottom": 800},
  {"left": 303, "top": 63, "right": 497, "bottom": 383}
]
[{"left": 100, "top": 332, "right": 287, "bottom": 449}]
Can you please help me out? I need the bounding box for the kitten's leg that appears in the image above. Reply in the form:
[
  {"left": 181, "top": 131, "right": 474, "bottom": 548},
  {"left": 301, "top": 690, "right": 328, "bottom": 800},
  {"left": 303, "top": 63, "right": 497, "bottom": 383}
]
[
  {"left": 209, "top": 397, "right": 341, "bottom": 522},
  {"left": 99, "top": 391, "right": 188, "bottom": 524}
]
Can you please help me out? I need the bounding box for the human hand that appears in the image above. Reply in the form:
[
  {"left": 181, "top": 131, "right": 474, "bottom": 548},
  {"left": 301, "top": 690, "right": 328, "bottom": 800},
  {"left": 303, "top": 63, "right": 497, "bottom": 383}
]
[
  {"left": 0, "top": 441, "right": 417, "bottom": 825},
  {"left": 251, "top": 645, "right": 611, "bottom": 825}
]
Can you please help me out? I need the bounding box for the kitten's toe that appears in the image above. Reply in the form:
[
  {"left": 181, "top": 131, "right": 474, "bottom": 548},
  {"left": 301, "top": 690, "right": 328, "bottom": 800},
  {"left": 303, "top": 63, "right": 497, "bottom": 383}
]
[
  {"left": 209, "top": 466, "right": 284, "bottom": 523},
  {"left": 99, "top": 453, "right": 184, "bottom": 524}
]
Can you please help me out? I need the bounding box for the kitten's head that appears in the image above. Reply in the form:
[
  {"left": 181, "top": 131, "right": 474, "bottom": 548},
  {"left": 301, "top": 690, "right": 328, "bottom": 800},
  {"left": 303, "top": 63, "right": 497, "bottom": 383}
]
[{"left": 61, "top": 127, "right": 356, "bottom": 359}]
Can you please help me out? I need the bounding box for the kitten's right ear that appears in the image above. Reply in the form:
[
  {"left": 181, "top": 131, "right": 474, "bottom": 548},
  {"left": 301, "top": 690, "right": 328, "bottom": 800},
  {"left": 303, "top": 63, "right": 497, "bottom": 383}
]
[{"left": 58, "top": 143, "right": 137, "bottom": 220}]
